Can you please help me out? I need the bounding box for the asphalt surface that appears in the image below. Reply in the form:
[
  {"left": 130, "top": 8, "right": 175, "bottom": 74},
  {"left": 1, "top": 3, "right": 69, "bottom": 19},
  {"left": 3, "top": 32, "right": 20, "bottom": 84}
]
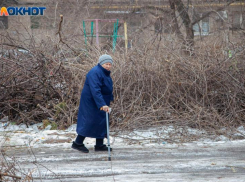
[{"left": 3, "top": 140, "right": 245, "bottom": 182}]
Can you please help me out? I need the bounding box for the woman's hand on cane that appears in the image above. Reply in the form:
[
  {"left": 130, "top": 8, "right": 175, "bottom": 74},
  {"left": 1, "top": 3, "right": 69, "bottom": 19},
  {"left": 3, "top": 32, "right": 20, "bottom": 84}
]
[{"left": 100, "top": 105, "right": 110, "bottom": 113}]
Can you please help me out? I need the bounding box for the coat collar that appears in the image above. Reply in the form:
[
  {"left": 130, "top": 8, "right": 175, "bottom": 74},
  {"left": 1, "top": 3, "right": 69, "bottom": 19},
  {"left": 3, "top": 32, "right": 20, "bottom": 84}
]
[{"left": 98, "top": 63, "right": 111, "bottom": 76}]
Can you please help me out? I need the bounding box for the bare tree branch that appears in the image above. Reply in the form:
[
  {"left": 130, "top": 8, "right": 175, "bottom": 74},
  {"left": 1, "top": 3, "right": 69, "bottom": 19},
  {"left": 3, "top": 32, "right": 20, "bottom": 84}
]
[
  {"left": 191, "top": 0, "right": 236, "bottom": 26},
  {"left": 56, "top": 14, "right": 78, "bottom": 54},
  {"left": 0, "top": 173, "right": 21, "bottom": 180}
]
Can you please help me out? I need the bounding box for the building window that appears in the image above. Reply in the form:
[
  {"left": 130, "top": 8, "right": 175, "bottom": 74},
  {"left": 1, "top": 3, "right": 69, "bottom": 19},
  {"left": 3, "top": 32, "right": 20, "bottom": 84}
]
[
  {"left": 0, "top": 16, "right": 8, "bottom": 29},
  {"left": 92, "top": 0, "right": 104, "bottom": 5},
  {"left": 215, "top": 11, "right": 227, "bottom": 30},
  {"left": 154, "top": 19, "right": 162, "bottom": 33},
  {"left": 242, "top": 13, "right": 245, "bottom": 29},
  {"left": 129, "top": 20, "right": 142, "bottom": 27},
  {"left": 155, "top": 16, "right": 172, "bottom": 34},
  {"left": 130, "top": 0, "right": 136, "bottom": 4},
  {"left": 232, "top": 12, "right": 240, "bottom": 30},
  {"left": 30, "top": 16, "right": 40, "bottom": 29},
  {"left": 231, "top": 12, "right": 242, "bottom": 30},
  {"left": 193, "top": 13, "right": 209, "bottom": 36},
  {"left": 30, "top": 16, "right": 54, "bottom": 29}
]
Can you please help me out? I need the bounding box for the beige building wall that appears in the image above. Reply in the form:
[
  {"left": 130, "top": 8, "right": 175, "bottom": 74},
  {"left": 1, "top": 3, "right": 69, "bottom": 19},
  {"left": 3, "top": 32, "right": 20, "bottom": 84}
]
[
  {"left": 0, "top": 0, "right": 244, "bottom": 49},
  {"left": 0, "top": 0, "right": 53, "bottom": 45}
]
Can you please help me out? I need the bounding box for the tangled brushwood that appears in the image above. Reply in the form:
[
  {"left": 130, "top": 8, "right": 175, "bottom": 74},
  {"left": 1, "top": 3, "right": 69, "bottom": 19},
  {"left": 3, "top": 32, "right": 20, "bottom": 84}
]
[
  {"left": 0, "top": 38, "right": 244, "bottom": 135},
  {"left": 111, "top": 42, "right": 245, "bottom": 133},
  {"left": 0, "top": 147, "right": 31, "bottom": 181}
]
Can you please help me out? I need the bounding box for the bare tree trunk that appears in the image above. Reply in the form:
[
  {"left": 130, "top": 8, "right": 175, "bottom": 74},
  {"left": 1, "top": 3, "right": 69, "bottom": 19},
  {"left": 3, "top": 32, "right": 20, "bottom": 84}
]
[
  {"left": 173, "top": 0, "right": 194, "bottom": 48},
  {"left": 169, "top": 0, "right": 184, "bottom": 41},
  {"left": 169, "top": 0, "right": 236, "bottom": 52}
]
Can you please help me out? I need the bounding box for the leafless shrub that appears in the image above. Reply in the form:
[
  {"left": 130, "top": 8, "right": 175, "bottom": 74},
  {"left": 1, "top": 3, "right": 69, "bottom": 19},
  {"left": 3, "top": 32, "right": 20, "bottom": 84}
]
[
  {"left": 110, "top": 33, "right": 245, "bottom": 136},
  {"left": 0, "top": 147, "right": 31, "bottom": 181},
  {"left": 0, "top": 0, "right": 245, "bottom": 136},
  {"left": 1, "top": 30, "right": 245, "bottom": 135}
]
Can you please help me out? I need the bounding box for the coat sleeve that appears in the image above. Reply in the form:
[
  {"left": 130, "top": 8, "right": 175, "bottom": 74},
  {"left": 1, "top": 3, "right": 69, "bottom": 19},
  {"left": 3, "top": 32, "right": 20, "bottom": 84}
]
[{"left": 87, "top": 72, "right": 106, "bottom": 109}]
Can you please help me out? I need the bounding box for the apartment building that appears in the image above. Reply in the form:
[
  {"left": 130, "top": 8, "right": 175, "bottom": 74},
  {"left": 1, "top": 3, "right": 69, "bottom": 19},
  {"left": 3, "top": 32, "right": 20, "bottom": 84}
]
[{"left": 0, "top": 0, "right": 244, "bottom": 47}]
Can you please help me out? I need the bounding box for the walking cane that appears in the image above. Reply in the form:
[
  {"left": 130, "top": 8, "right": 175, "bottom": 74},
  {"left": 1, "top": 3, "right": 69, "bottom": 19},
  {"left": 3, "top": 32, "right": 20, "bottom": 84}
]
[{"left": 106, "top": 109, "right": 111, "bottom": 161}]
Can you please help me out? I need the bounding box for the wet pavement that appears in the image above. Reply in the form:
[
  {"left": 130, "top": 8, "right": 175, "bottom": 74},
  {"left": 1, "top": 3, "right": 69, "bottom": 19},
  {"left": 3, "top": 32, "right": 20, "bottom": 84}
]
[{"left": 3, "top": 138, "right": 245, "bottom": 182}]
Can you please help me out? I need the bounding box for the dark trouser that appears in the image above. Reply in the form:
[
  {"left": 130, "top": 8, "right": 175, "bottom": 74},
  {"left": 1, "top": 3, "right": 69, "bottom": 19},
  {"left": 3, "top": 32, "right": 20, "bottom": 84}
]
[{"left": 75, "top": 135, "right": 104, "bottom": 147}]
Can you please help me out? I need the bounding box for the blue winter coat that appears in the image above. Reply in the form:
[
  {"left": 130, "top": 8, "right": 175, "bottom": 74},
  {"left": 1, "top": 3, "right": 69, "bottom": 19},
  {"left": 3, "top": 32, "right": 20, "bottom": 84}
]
[{"left": 76, "top": 64, "right": 113, "bottom": 139}]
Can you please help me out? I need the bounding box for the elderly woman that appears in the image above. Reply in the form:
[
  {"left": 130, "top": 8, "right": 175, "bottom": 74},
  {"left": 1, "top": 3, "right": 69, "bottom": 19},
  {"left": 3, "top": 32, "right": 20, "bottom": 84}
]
[{"left": 72, "top": 54, "right": 114, "bottom": 153}]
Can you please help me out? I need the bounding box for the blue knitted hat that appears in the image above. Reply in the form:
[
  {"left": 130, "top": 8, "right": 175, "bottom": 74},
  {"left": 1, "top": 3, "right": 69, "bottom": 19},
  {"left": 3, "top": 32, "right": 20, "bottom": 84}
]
[{"left": 98, "top": 54, "right": 113, "bottom": 65}]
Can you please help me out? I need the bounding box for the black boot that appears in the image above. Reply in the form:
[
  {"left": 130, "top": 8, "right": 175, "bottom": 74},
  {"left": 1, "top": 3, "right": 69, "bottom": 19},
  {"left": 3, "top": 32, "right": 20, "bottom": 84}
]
[
  {"left": 72, "top": 141, "right": 89, "bottom": 153},
  {"left": 94, "top": 144, "right": 112, "bottom": 152}
]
